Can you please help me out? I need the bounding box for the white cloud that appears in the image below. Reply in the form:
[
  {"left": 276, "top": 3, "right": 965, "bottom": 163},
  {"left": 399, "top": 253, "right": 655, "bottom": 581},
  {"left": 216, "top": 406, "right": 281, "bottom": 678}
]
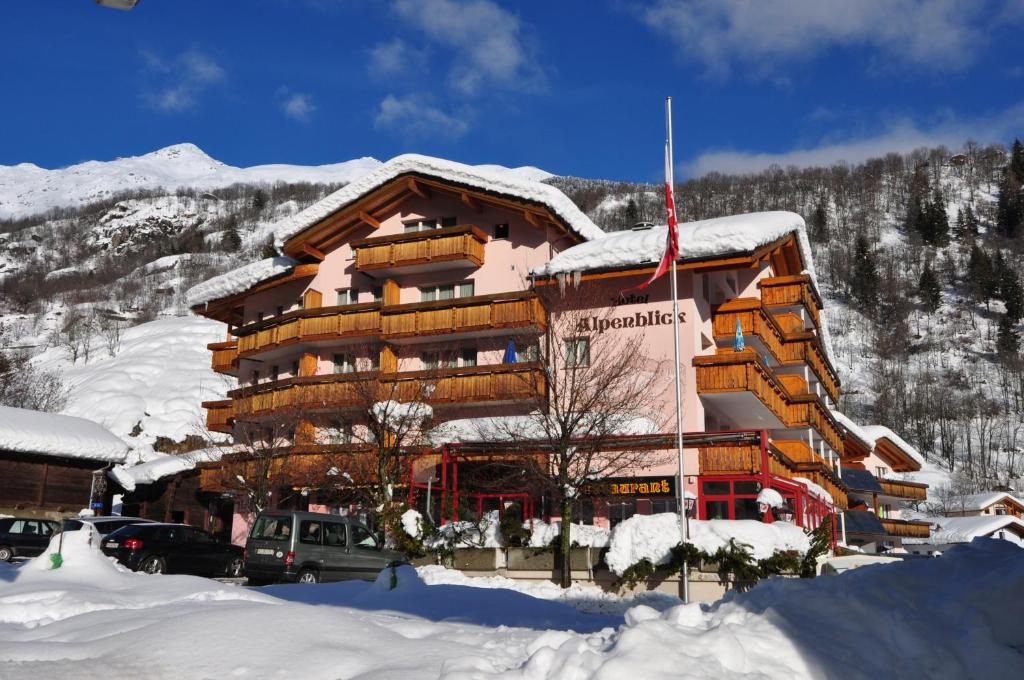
[
  {"left": 374, "top": 93, "right": 470, "bottom": 139},
  {"left": 368, "top": 39, "right": 428, "bottom": 77},
  {"left": 641, "top": 0, "right": 1010, "bottom": 78},
  {"left": 392, "top": 0, "right": 545, "bottom": 95},
  {"left": 141, "top": 48, "right": 225, "bottom": 112},
  {"left": 280, "top": 92, "right": 316, "bottom": 122},
  {"left": 685, "top": 102, "right": 1024, "bottom": 176}
]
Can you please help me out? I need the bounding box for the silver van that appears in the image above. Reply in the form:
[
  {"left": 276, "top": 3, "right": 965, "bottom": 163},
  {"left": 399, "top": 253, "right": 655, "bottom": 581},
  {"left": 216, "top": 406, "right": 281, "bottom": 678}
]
[{"left": 244, "top": 510, "right": 406, "bottom": 585}]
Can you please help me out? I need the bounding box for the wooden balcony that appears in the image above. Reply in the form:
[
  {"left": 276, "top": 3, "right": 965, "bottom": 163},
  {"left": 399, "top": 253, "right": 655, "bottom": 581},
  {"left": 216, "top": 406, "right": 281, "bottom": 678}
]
[
  {"left": 382, "top": 291, "right": 545, "bottom": 340},
  {"left": 352, "top": 224, "right": 486, "bottom": 275},
  {"left": 208, "top": 341, "right": 239, "bottom": 374},
  {"left": 759, "top": 274, "right": 822, "bottom": 329},
  {"left": 695, "top": 352, "right": 843, "bottom": 454},
  {"left": 235, "top": 304, "right": 382, "bottom": 356},
  {"left": 226, "top": 363, "right": 546, "bottom": 420},
  {"left": 203, "top": 399, "right": 234, "bottom": 433},
  {"left": 713, "top": 298, "right": 839, "bottom": 402},
  {"left": 880, "top": 517, "right": 932, "bottom": 538},
  {"left": 878, "top": 477, "right": 929, "bottom": 501}
]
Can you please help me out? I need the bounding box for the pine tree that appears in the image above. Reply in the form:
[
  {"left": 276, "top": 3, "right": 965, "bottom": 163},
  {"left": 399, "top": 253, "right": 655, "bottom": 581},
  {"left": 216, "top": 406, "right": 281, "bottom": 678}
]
[
  {"left": 904, "top": 194, "right": 924, "bottom": 234},
  {"left": 917, "top": 261, "right": 942, "bottom": 313},
  {"left": 967, "top": 246, "right": 998, "bottom": 307},
  {"left": 925, "top": 190, "right": 949, "bottom": 245},
  {"left": 624, "top": 198, "right": 639, "bottom": 225},
  {"left": 954, "top": 208, "right": 966, "bottom": 239},
  {"left": 962, "top": 204, "right": 979, "bottom": 239},
  {"left": 1011, "top": 138, "right": 1024, "bottom": 180},
  {"left": 996, "top": 314, "right": 1019, "bottom": 357},
  {"left": 996, "top": 168, "right": 1023, "bottom": 238},
  {"left": 220, "top": 217, "right": 242, "bottom": 252},
  {"left": 252, "top": 189, "right": 268, "bottom": 212},
  {"left": 260, "top": 237, "right": 278, "bottom": 259},
  {"left": 851, "top": 234, "right": 880, "bottom": 310},
  {"left": 809, "top": 200, "right": 828, "bottom": 240},
  {"left": 994, "top": 255, "right": 1024, "bottom": 322}
]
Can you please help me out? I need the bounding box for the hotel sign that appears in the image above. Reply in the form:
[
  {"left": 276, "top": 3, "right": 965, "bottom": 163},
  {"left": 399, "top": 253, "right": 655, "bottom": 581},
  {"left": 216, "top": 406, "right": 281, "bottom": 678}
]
[
  {"left": 583, "top": 476, "right": 677, "bottom": 497},
  {"left": 577, "top": 310, "right": 686, "bottom": 334}
]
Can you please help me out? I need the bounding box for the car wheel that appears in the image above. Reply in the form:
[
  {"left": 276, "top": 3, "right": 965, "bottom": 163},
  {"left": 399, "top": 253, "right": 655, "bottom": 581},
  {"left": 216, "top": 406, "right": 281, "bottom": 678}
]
[
  {"left": 140, "top": 556, "right": 166, "bottom": 575},
  {"left": 296, "top": 568, "right": 319, "bottom": 584},
  {"left": 0, "top": 546, "right": 12, "bottom": 562},
  {"left": 225, "top": 557, "right": 244, "bottom": 578}
]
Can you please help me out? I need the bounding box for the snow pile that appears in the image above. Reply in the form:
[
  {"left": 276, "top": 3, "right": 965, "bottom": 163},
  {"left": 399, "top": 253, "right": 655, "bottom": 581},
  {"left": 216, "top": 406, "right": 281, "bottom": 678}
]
[
  {"left": 792, "top": 476, "right": 835, "bottom": 505},
  {"left": 486, "top": 539, "right": 1024, "bottom": 680},
  {"left": 861, "top": 424, "right": 926, "bottom": 467},
  {"left": 910, "top": 515, "right": 1024, "bottom": 547},
  {"left": 416, "top": 565, "right": 679, "bottom": 616},
  {"left": 401, "top": 508, "right": 424, "bottom": 539},
  {"left": 0, "top": 143, "right": 381, "bottom": 220},
  {"left": 0, "top": 405, "right": 127, "bottom": 462},
  {"left": 109, "top": 447, "right": 225, "bottom": 491},
  {"left": 428, "top": 511, "right": 503, "bottom": 549},
  {"left": 605, "top": 514, "right": 810, "bottom": 575},
  {"left": 32, "top": 316, "right": 234, "bottom": 444},
  {"left": 185, "top": 255, "right": 298, "bottom": 307},
  {"left": 536, "top": 211, "right": 810, "bottom": 277},
  {"left": 273, "top": 153, "right": 605, "bottom": 247},
  {"left": 756, "top": 487, "right": 786, "bottom": 509},
  {"left": 527, "top": 520, "right": 611, "bottom": 548},
  {"left": 371, "top": 400, "right": 433, "bottom": 432}
]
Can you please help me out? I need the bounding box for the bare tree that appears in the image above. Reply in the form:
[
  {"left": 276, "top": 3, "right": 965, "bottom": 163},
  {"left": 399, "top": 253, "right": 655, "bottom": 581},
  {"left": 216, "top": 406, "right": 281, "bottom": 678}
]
[
  {"left": 478, "top": 285, "right": 670, "bottom": 587},
  {"left": 98, "top": 315, "right": 124, "bottom": 357}
]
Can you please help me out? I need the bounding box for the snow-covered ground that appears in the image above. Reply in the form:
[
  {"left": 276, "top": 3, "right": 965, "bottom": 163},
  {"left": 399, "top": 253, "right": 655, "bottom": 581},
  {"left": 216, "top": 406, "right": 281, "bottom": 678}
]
[{"left": 1, "top": 528, "right": 1021, "bottom": 679}]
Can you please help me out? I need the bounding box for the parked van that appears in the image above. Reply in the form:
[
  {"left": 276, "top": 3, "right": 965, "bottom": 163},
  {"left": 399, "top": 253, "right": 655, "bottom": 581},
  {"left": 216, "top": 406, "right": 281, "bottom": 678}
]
[{"left": 244, "top": 510, "right": 406, "bottom": 585}]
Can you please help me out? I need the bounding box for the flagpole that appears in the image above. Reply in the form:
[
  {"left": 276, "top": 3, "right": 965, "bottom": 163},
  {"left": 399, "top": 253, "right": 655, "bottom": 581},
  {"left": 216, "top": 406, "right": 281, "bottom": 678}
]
[{"left": 666, "top": 96, "right": 689, "bottom": 604}]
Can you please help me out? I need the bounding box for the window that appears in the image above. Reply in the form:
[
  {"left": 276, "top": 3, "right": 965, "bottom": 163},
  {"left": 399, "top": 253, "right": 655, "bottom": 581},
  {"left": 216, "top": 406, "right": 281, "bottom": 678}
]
[
  {"left": 421, "top": 352, "right": 438, "bottom": 371},
  {"left": 494, "top": 223, "right": 510, "bottom": 239},
  {"left": 291, "top": 360, "right": 300, "bottom": 377},
  {"left": 420, "top": 281, "right": 474, "bottom": 302},
  {"left": 440, "top": 216, "right": 457, "bottom": 227},
  {"left": 875, "top": 466, "right": 888, "bottom": 479},
  {"left": 351, "top": 524, "right": 378, "bottom": 549},
  {"left": 251, "top": 370, "right": 260, "bottom": 385},
  {"left": 422, "top": 348, "right": 476, "bottom": 370},
  {"left": 608, "top": 501, "right": 636, "bottom": 529},
  {"left": 249, "top": 516, "right": 291, "bottom": 541},
  {"left": 295, "top": 297, "right": 303, "bottom": 310},
  {"left": 461, "top": 348, "right": 477, "bottom": 367},
  {"left": 515, "top": 344, "right": 540, "bottom": 363},
  {"left": 270, "top": 365, "right": 279, "bottom": 382},
  {"left": 336, "top": 288, "right": 358, "bottom": 305},
  {"left": 333, "top": 353, "right": 355, "bottom": 374},
  {"left": 565, "top": 337, "right": 590, "bottom": 368},
  {"left": 700, "top": 478, "right": 764, "bottom": 521},
  {"left": 299, "top": 520, "right": 323, "bottom": 545},
  {"left": 995, "top": 505, "right": 1007, "bottom": 516},
  {"left": 404, "top": 218, "right": 438, "bottom": 233},
  {"left": 256, "top": 311, "right": 265, "bottom": 322},
  {"left": 276, "top": 305, "right": 284, "bottom": 316},
  {"left": 323, "top": 522, "right": 347, "bottom": 548},
  {"left": 372, "top": 286, "right": 383, "bottom": 303},
  {"left": 369, "top": 351, "right": 380, "bottom": 371}
]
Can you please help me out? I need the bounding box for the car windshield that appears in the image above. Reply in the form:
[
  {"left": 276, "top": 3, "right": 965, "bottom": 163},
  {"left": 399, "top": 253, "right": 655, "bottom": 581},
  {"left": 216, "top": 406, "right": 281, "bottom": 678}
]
[
  {"left": 61, "top": 519, "right": 84, "bottom": 532},
  {"left": 250, "top": 515, "right": 292, "bottom": 541}
]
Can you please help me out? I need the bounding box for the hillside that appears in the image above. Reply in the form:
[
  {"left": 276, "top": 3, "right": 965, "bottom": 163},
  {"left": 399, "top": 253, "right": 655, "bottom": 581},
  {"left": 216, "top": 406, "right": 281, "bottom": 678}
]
[{"left": 1, "top": 141, "right": 1022, "bottom": 500}]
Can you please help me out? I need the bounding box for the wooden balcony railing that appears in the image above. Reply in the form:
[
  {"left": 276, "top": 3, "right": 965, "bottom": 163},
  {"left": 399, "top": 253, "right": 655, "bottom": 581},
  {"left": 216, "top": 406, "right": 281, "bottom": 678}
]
[
  {"left": 712, "top": 298, "right": 840, "bottom": 402},
  {"left": 878, "top": 477, "right": 929, "bottom": 501},
  {"left": 352, "top": 224, "right": 486, "bottom": 273},
  {"left": 880, "top": 517, "right": 932, "bottom": 538},
  {"left": 203, "top": 399, "right": 234, "bottom": 433},
  {"left": 759, "top": 274, "right": 823, "bottom": 329},
  {"left": 235, "top": 304, "right": 382, "bottom": 356},
  {"left": 208, "top": 341, "right": 238, "bottom": 374},
  {"left": 382, "top": 291, "right": 545, "bottom": 338},
  {"left": 694, "top": 352, "right": 843, "bottom": 454},
  {"left": 224, "top": 363, "right": 546, "bottom": 420}
]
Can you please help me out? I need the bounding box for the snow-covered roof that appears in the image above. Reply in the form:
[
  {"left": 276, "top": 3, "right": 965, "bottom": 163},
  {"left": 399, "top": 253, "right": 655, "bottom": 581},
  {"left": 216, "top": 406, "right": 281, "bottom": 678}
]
[
  {"left": 861, "top": 425, "right": 925, "bottom": 467},
  {"left": 0, "top": 405, "right": 128, "bottom": 463},
  {"left": 948, "top": 491, "right": 1024, "bottom": 512},
  {"left": 109, "top": 448, "right": 224, "bottom": 491},
  {"left": 534, "top": 211, "right": 810, "bottom": 277},
  {"left": 273, "top": 153, "right": 605, "bottom": 247},
  {"left": 186, "top": 256, "right": 298, "bottom": 307},
  {"left": 920, "top": 515, "right": 1024, "bottom": 545},
  {"left": 830, "top": 410, "right": 875, "bottom": 450}
]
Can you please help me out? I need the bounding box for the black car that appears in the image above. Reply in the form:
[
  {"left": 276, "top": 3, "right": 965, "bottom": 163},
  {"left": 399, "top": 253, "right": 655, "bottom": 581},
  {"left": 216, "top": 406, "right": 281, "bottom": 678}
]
[
  {"left": 62, "top": 516, "right": 156, "bottom": 537},
  {"left": 101, "top": 523, "right": 244, "bottom": 577},
  {"left": 0, "top": 517, "right": 61, "bottom": 561}
]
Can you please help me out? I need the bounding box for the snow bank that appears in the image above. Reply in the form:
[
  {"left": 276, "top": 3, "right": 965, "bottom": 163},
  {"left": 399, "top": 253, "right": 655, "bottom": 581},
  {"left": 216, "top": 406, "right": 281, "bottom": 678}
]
[
  {"left": 605, "top": 513, "right": 810, "bottom": 575},
  {"left": 273, "top": 153, "right": 605, "bottom": 247},
  {"left": 861, "top": 424, "right": 926, "bottom": 467},
  {"left": 401, "top": 508, "right": 424, "bottom": 539},
  {"left": 108, "top": 447, "right": 225, "bottom": 491},
  {"left": 756, "top": 487, "right": 786, "bottom": 509},
  {"left": 0, "top": 405, "right": 127, "bottom": 463},
  {"left": 527, "top": 520, "right": 611, "bottom": 548},
  {"left": 31, "top": 316, "right": 234, "bottom": 444},
  {"left": 487, "top": 539, "right": 1024, "bottom": 680},
  {"left": 185, "top": 255, "right": 298, "bottom": 307}
]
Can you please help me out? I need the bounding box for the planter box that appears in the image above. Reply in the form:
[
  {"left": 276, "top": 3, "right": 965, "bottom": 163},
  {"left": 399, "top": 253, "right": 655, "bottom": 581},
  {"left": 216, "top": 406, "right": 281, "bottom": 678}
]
[
  {"left": 505, "top": 547, "right": 603, "bottom": 571},
  {"left": 451, "top": 548, "right": 498, "bottom": 571}
]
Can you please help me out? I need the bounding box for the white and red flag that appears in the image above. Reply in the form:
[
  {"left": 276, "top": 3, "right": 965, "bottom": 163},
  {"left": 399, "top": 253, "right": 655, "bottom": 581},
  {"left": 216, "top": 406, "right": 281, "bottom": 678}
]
[{"left": 631, "top": 145, "right": 679, "bottom": 290}]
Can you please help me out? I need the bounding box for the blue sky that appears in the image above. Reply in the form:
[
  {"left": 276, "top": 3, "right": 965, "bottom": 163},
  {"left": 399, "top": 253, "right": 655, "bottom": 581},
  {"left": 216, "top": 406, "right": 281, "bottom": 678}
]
[{"left": 2, "top": 0, "right": 1023, "bottom": 181}]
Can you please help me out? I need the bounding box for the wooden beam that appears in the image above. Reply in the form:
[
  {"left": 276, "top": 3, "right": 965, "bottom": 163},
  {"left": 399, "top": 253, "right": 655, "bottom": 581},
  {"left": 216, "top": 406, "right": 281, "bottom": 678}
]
[
  {"left": 358, "top": 210, "right": 382, "bottom": 229},
  {"left": 523, "top": 211, "right": 543, "bottom": 230},
  {"left": 461, "top": 192, "right": 482, "bottom": 213},
  {"left": 407, "top": 178, "right": 430, "bottom": 199},
  {"left": 301, "top": 243, "right": 326, "bottom": 261}
]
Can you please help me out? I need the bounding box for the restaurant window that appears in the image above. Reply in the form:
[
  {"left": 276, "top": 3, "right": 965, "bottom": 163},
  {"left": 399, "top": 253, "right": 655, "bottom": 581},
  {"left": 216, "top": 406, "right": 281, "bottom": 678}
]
[
  {"left": 608, "top": 500, "right": 636, "bottom": 529},
  {"left": 700, "top": 478, "right": 763, "bottom": 521},
  {"left": 336, "top": 288, "right": 358, "bottom": 305},
  {"left": 494, "top": 223, "right": 510, "bottom": 239},
  {"left": 565, "top": 337, "right": 590, "bottom": 368},
  {"left": 333, "top": 353, "right": 355, "bottom": 374}
]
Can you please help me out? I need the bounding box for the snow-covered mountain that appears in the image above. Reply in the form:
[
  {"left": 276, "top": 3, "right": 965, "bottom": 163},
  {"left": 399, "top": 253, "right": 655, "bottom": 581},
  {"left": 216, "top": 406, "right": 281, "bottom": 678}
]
[{"left": 0, "top": 143, "right": 381, "bottom": 220}]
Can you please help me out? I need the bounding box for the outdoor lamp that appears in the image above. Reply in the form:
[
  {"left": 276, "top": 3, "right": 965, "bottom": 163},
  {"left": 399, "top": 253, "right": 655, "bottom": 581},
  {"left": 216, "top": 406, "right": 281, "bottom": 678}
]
[{"left": 777, "top": 505, "right": 796, "bottom": 522}]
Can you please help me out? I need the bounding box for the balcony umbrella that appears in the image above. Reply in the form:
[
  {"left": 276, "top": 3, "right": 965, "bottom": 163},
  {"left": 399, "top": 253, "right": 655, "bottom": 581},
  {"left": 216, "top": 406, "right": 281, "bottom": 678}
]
[
  {"left": 502, "top": 339, "right": 517, "bottom": 363},
  {"left": 733, "top": 317, "right": 745, "bottom": 352}
]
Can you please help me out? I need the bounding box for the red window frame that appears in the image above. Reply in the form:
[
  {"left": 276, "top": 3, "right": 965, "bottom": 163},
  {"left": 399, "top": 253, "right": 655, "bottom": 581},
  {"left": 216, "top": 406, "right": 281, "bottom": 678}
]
[{"left": 698, "top": 475, "right": 765, "bottom": 521}]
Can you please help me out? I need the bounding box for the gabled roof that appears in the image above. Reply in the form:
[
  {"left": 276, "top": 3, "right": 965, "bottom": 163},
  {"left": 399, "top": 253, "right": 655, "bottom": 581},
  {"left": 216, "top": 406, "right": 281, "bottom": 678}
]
[
  {"left": 0, "top": 405, "right": 128, "bottom": 463},
  {"left": 831, "top": 410, "right": 875, "bottom": 452},
  {"left": 534, "top": 211, "right": 811, "bottom": 277},
  {"left": 861, "top": 425, "right": 925, "bottom": 470},
  {"left": 273, "top": 153, "right": 605, "bottom": 249},
  {"left": 187, "top": 256, "right": 298, "bottom": 309},
  {"left": 927, "top": 515, "right": 1024, "bottom": 544},
  {"left": 948, "top": 491, "right": 1024, "bottom": 513}
]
